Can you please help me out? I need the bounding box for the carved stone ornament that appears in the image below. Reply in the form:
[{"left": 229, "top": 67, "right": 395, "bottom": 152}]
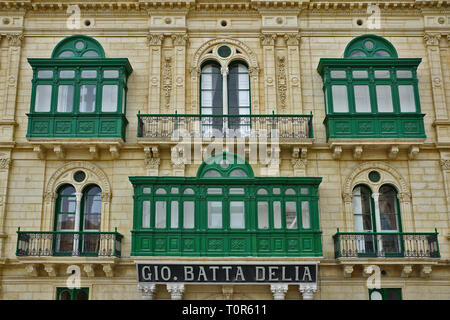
[
  {"left": 424, "top": 33, "right": 441, "bottom": 46},
  {"left": 147, "top": 33, "right": 164, "bottom": 46},
  {"left": 284, "top": 33, "right": 301, "bottom": 46},
  {"left": 441, "top": 159, "right": 450, "bottom": 170},
  {"left": 260, "top": 33, "right": 276, "bottom": 46},
  {"left": 7, "top": 33, "right": 23, "bottom": 47},
  {"left": 277, "top": 56, "right": 287, "bottom": 109},
  {"left": 162, "top": 56, "right": 173, "bottom": 108},
  {"left": 171, "top": 33, "right": 189, "bottom": 46},
  {"left": 0, "top": 158, "right": 11, "bottom": 169}
]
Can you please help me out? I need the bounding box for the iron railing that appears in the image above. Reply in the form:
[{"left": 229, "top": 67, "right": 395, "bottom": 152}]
[
  {"left": 333, "top": 229, "right": 440, "bottom": 258},
  {"left": 16, "top": 228, "right": 123, "bottom": 257},
  {"left": 137, "top": 112, "right": 313, "bottom": 139}
]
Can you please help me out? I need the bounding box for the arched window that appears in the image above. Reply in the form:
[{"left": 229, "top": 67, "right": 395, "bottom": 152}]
[
  {"left": 352, "top": 184, "right": 402, "bottom": 256},
  {"left": 54, "top": 184, "right": 102, "bottom": 256},
  {"left": 200, "top": 58, "right": 251, "bottom": 137}
]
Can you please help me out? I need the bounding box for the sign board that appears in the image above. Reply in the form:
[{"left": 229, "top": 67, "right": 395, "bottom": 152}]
[{"left": 136, "top": 263, "right": 317, "bottom": 284}]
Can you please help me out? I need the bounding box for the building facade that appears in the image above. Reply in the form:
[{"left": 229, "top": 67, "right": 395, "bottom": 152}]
[{"left": 0, "top": 0, "right": 449, "bottom": 300}]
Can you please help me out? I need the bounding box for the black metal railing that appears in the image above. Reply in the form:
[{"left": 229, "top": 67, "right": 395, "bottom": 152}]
[
  {"left": 137, "top": 112, "right": 313, "bottom": 139},
  {"left": 333, "top": 229, "right": 440, "bottom": 258},
  {"left": 16, "top": 228, "right": 123, "bottom": 257}
]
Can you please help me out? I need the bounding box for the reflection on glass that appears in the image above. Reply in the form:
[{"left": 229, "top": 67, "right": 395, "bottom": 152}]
[
  {"left": 171, "top": 201, "right": 179, "bottom": 228},
  {"left": 142, "top": 200, "right": 150, "bottom": 228},
  {"left": 57, "top": 85, "right": 74, "bottom": 112},
  {"left": 208, "top": 201, "right": 222, "bottom": 228},
  {"left": 101, "top": 85, "right": 118, "bottom": 112},
  {"left": 285, "top": 201, "right": 297, "bottom": 229},
  {"left": 273, "top": 201, "right": 281, "bottom": 229},
  {"left": 331, "top": 85, "right": 349, "bottom": 112},
  {"left": 183, "top": 201, "right": 195, "bottom": 229},
  {"left": 35, "top": 85, "right": 52, "bottom": 112},
  {"left": 80, "top": 85, "right": 96, "bottom": 112},
  {"left": 257, "top": 201, "right": 269, "bottom": 229},
  {"left": 302, "top": 201, "right": 310, "bottom": 229},
  {"left": 230, "top": 201, "right": 245, "bottom": 229},
  {"left": 155, "top": 201, "right": 166, "bottom": 229}
]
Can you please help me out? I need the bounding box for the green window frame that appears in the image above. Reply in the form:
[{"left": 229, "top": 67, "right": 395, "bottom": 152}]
[
  {"left": 56, "top": 287, "right": 89, "bottom": 300},
  {"left": 130, "top": 153, "right": 322, "bottom": 257},
  {"left": 27, "top": 35, "right": 132, "bottom": 140},
  {"left": 369, "top": 288, "right": 402, "bottom": 300},
  {"left": 317, "top": 34, "right": 425, "bottom": 141}
]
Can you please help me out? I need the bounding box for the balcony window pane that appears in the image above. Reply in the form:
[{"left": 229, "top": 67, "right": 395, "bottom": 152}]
[
  {"left": 171, "top": 187, "right": 179, "bottom": 194},
  {"left": 285, "top": 201, "right": 297, "bottom": 229},
  {"left": 142, "top": 200, "right": 150, "bottom": 228},
  {"left": 273, "top": 188, "right": 281, "bottom": 194},
  {"left": 155, "top": 201, "right": 166, "bottom": 229},
  {"left": 354, "top": 85, "right": 371, "bottom": 112},
  {"left": 331, "top": 85, "right": 349, "bottom": 112},
  {"left": 273, "top": 201, "right": 281, "bottom": 229},
  {"left": 285, "top": 188, "right": 296, "bottom": 195},
  {"left": 82, "top": 50, "right": 99, "bottom": 57},
  {"left": 59, "top": 51, "right": 75, "bottom": 58},
  {"left": 257, "top": 189, "right": 268, "bottom": 195},
  {"left": 57, "top": 85, "right": 74, "bottom": 112},
  {"left": 38, "top": 70, "right": 53, "bottom": 78},
  {"left": 230, "top": 201, "right": 245, "bottom": 229},
  {"left": 398, "top": 85, "right": 416, "bottom": 112},
  {"left": 375, "top": 70, "right": 390, "bottom": 79},
  {"left": 376, "top": 85, "right": 394, "bottom": 112},
  {"left": 201, "top": 91, "right": 213, "bottom": 107},
  {"left": 101, "top": 85, "right": 118, "bottom": 112},
  {"left": 350, "top": 50, "right": 366, "bottom": 57},
  {"left": 207, "top": 188, "right": 222, "bottom": 195},
  {"left": 57, "top": 214, "right": 75, "bottom": 230},
  {"left": 302, "top": 201, "right": 310, "bottom": 229},
  {"left": 379, "top": 185, "right": 399, "bottom": 231},
  {"left": 81, "top": 70, "right": 97, "bottom": 78},
  {"left": 35, "top": 85, "right": 52, "bottom": 112},
  {"left": 396, "top": 70, "right": 412, "bottom": 78},
  {"left": 80, "top": 85, "right": 96, "bottom": 112},
  {"left": 257, "top": 201, "right": 269, "bottom": 229},
  {"left": 208, "top": 201, "right": 222, "bottom": 228},
  {"left": 60, "top": 70, "right": 75, "bottom": 79},
  {"left": 229, "top": 188, "right": 244, "bottom": 195},
  {"left": 61, "top": 197, "right": 76, "bottom": 213},
  {"left": 122, "top": 88, "right": 126, "bottom": 113},
  {"left": 352, "top": 70, "right": 368, "bottom": 78},
  {"left": 104, "top": 70, "right": 119, "bottom": 78},
  {"left": 301, "top": 188, "right": 309, "bottom": 195},
  {"left": 183, "top": 201, "right": 195, "bottom": 229},
  {"left": 330, "top": 70, "right": 346, "bottom": 78},
  {"left": 143, "top": 187, "right": 151, "bottom": 194},
  {"left": 156, "top": 188, "right": 167, "bottom": 195},
  {"left": 171, "top": 201, "right": 179, "bottom": 228},
  {"left": 183, "top": 188, "right": 195, "bottom": 195}
]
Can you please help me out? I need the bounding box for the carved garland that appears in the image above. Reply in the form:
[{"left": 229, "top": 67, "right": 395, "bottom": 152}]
[
  {"left": 162, "top": 56, "right": 173, "bottom": 109},
  {"left": 277, "top": 56, "right": 287, "bottom": 109}
]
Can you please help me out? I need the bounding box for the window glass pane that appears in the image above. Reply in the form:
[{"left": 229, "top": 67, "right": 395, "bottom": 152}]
[
  {"left": 35, "top": 85, "right": 52, "bottom": 112},
  {"left": 59, "top": 51, "right": 75, "bottom": 58},
  {"left": 76, "top": 290, "right": 88, "bottom": 300},
  {"left": 38, "top": 70, "right": 53, "bottom": 78},
  {"left": 202, "top": 74, "right": 213, "bottom": 89},
  {"left": 57, "top": 214, "right": 75, "bottom": 230},
  {"left": 350, "top": 50, "right": 366, "bottom": 57},
  {"left": 398, "top": 85, "right": 416, "bottom": 112},
  {"left": 80, "top": 85, "right": 96, "bottom": 112},
  {"left": 142, "top": 200, "right": 150, "bottom": 228},
  {"left": 57, "top": 85, "right": 74, "bottom": 112},
  {"left": 104, "top": 70, "right": 119, "bottom": 78},
  {"left": 300, "top": 188, "right": 309, "bottom": 195},
  {"left": 330, "top": 70, "right": 346, "bottom": 78},
  {"left": 122, "top": 88, "right": 126, "bottom": 113},
  {"left": 60, "top": 70, "right": 75, "bottom": 79},
  {"left": 379, "top": 185, "right": 398, "bottom": 231},
  {"left": 204, "top": 170, "right": 221, "bottom": 177},
  {"left": 354, "top": 85, "right": 371, "bottom": 112},
  {"left": 183, "top": 188, "right": 195, "bottom": 195},
  {"left": 273, "top": 201, "right": 281, "bottom": 229},
  {"left": 207, "top": 188, "right": 222, "bottom": 195},
  {"left": 370, "top": 291, "right": 383, "bottom": 300},
  {"left": 101, "top": 85, "right": 118, "bottom": 112},
  {"left": 229, "top": 188, "right": 244, "bottom": 195},
  {"left": 375, "top": 70, "right": 390, "bottom": 79},
  {"left": 352, "top": 70, "right": 368, "bottom": 78},
  {"left": 376, "top": 85, "right": 394, "bottom": 112},
  {"left": 285, "top": 188, "right": 296, "bottom": 195},
  {"left": 229, "top": 169, "right": 248, "bottom": 177},
  {"left": 374, "top": 50, "right": 390, "bottom": 57},
  {"left": 230, "top": 201, "right": 245, "bottom": 229},
  {"left": 302, "top": 201, "right": 310, "bottom": 229},
  {"left": 396, "top": 70, "right": 412, "bottom": 78},
  {"left": 285, "top": 201, "right": 297, "bottom": 229},
  {"left": 82, "top": 50, "right": 99, "bottom": 57},
  {"left": 208, "top": 201, "right": 222, "bottom": 228},
  {"left": 257, "top": 201, "right": 269, "bottom": 229},
  {"left": 353, "top": 186, "right": 373, "bottom": 232},
  {"left": 171, "top": 187, "right": 179, "bottom": 194},
  {"left": 257, "top": 189, "right": 268, "bottom": 195},
  {"left": 171, "top": 201, "right": 179, "bottom": 228},
  {"left": 59, "top": 290, "right": 72, "bottom": 300},
  {"left": 143, "top": 187, "right": 151, "bottom": 194},
  {"left": 183, "top": 201, "right": 195, "bottom": 229},
  {"left": 155, "top": 201, "right": 166, "bottom": 229},
  {"left": 331, "top": 85, "right": 349, "bottom": 112},
  {"left": 273, "top": 188, "right": 281, "bottom": 194},
  {"left": 238, "top": 73, "right": 249, "bottom": 89},
  {"left": 61, "top": 197, "right": 76, "bottom": 213},
  {"left": 156, "top": 188, "right": 167, "bottom": 195},
  {"left": 81, "top": 70, "right": 97, "bottom": 78},
  {"left": 238, "top": 91, "right": 250, "bottom": 106},
  {"left": 201, "top": 91, "right": 213, "bottom": 107}
]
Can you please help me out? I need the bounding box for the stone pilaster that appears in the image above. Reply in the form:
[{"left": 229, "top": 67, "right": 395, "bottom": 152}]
[
  {"left": 260, "top": 33, "right": 277, "bottom": 113},
  {"left": 167, "top": 283, "right": 185, "bottom": 300},
  {"left": 284, "top": 33, "right": 302, "bottom": 114},
  {"left": 172, "top": 33, "right": 188, "bottom": 113},
  {"left": 299, "top": 283, "right": 317, "bottom": 300},
  {"left": 147, "top": 33, "right": 164, "bottom": 113},
  {"left": 270, "top": 284, "right": 288, "bottom": 300},
  {"left": 138, "top": 283, "right": 156, "bottom": 300}
]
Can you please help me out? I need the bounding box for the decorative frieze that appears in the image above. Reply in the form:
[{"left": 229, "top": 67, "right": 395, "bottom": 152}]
[
  {"left": 147, "top": 33, "right": 164, "bottom": 46},
  {"left": 138, "top": 283, "right": 156, "bottom": 300},
  {"left": 260, "top": 33, "right": 276, "bottom": 46},
  {"left": 441, "top": 159, "right": 450, "bottom": 170},
  {"left": 277, "top": 56, "right": 287, "bottom": 109},
  {"left": 0, "top": 158, "right": 11, "bottom": 169},
  {"left": 167, "top": 283, "right": 185, "bottom": 300},
  {"left": 299, "top": 283, "right": 317, "bottom": 300},
  {"left": 270, "top": 284, "right": 288, "bottom": 300},
  {"left": 424, "top": 33, "right": 441, "bottom": 46},
  {"left": 6, "top": 33, "right": 23, "bottom": 47},
  {"left": 162, "top": 56, "right": 173, "bottom": 109}
]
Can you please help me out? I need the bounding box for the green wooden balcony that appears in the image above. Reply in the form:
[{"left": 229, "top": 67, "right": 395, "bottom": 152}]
[
  {"left": 16, "top": 228, "right": 123, "bottom": 258},
  {"left": 324, "top": 113, "right": 426, "bottom": 141},
  {"left": 333, "top": 230, "right": 440, "bottom": 259}
]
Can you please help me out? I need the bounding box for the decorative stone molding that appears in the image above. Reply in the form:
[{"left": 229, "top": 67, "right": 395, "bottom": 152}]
[
  {"left": 25, "top": 264, "right": 38, "bottom": 277},
  {"left": 102, "top": 264, "right": 114, "bottom": 278},
  {"left": 33, "top": 146, "right": 46, "bottom": 160},
  {"left": 100, "top": 192, "right": 111, "bottom": 202},
  {"left": 343, "top": 265, "right": 354, "bottom": 278},
  {"left": 441, "top": 159, "right": 450, "bottom": 170},
  {"left": 6, "top": 33, "right": 23, "bottom": 47},
  {"left": 248, "top": 66, "right": 260, "bottom": 78},
  {"left": 332, "top": 145, "right": 342, "bottom": 160},
  {"left": 147, "top": 33, "right": 164, "bottom": 46},
  {"left": 408, "top": 145, "right": 419, "bottom": 160},
  {"left": 222, "top": 285, "right": 234, "bottom": 300},
  {"left": 260, "top": 33, "right": 277, "bottom": 46},
  {"left": 167, "top": 283, "right": 185, "bottom": 300},
  {"left": 353, "top": 146, "right": 363, "bottom": 160},
  {"left": 162, "top": 56, "right": 173, "bottom": 109},
  {"left": 299, "top": 283, "right": 317, "bottom": 300},
  {"left": 388, "top": 145, "right": 399, "bottom": 160},
  {"left": 397, "top": 192, "right": 411, "bottom": 204},
  {"left": 420, "top": 265, "right": 432, "bottom": 278},
  {"left": 284, "top": 33, "right": 301, "bottom": 46},
  {"left": 171, "top": 33, "right": 189, "bottom": 47},
  {"left": 277, "top": 56, "right": 287, "bottom": 109},
  {"left": 342, "top": 192, "right": 353, "bottom": 204},
  {"left": 291, "top": 159, "right": 307, "bottom": 175},
  {"left": 44, "top": 264, "right": 56, "bottom": 277},
  {"left": 171, "top": 146, "right": 187, "bottom": 176},
  {"left": 53, "top": 145, "right": 65, "bottom": 160},
  {"left": 109, "top": 145, "right": 120, "bottom": 159},
  {"left": 401, "top": 265, "right": 413, "bottom": 278},
  {"left": 89, "top": 146, "right": 99, "bottom": 160},
  {"left": 0, "top": 158, "right": 11, "bottom": 169},
  {"left": 83, "top": 264, "right": 95, "bottom": 277},
  {"left": 270, "top": 284, "right": 288, "bottom": 300},
  {"left": 138, "top": 283, "right": 156, "bottom": 300}
]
